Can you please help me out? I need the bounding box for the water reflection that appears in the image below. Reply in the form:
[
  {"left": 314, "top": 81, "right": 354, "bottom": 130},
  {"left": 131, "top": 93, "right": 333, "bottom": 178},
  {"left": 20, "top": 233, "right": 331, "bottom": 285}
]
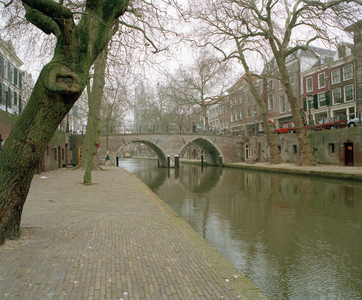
[{"left": 119, "top": 159, "right": 362, "bottom": 299}]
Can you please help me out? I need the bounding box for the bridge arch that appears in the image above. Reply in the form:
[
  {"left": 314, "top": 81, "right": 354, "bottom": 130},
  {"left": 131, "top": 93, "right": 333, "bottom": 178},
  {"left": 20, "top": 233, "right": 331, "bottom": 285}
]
[
  {"left": 177, "top": 137, "right": 224, "bottom": 165},
  {"left": 116, "top": 139, "right": 168, "bottom": 167}
]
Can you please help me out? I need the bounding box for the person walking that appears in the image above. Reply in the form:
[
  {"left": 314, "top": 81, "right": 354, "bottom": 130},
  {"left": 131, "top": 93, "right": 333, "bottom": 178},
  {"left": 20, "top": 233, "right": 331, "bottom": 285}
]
[
  {"left": 105, "top": 151, "right": 110, "bottom": 166},
  {"left": 192, "top": 122, "right": 197, "bottom": 133}
]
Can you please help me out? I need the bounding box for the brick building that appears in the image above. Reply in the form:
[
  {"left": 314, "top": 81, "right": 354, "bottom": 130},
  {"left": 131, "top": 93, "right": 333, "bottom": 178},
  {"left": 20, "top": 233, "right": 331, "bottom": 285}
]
[{"left": 302, "top": 44, "right": 355, "bottom": 124}]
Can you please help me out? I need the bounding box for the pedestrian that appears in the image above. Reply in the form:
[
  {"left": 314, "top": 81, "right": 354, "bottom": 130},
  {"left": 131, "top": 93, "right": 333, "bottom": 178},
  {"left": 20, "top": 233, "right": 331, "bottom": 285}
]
[
  {"left": 192, "top": 122, "right": 197, "bottom": 133},
  {"left": 105, "top": 151, "right": 110, "bottom": 166}
]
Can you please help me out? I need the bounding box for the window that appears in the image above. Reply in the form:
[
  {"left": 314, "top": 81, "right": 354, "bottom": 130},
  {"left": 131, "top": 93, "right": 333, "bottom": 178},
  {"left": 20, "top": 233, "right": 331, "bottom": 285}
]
[
  {"left": 13, "top": 68, "right": 18, "bottom": 87},
  {"left": 349, "top": 107, "right": 355, "bottom": 120},
  {"left": 3, "top": 60, "right": 7, "bottom": 80},
  {"left": 268, "top": 95, "right": 274, "bottom": 110},
  {"left": 289, "top": 68, "right": 295, "bottom": 84},
  {"left": 247, "top": 109, "right": 251, "bottom": 117},
  {"left": 332, "top": 88, "right": 341, "bottom": 105},
  {"left": 245, "top": 145, "right": 253, "bottom": 159},
  {"left": 293, "top": 145, "right": 298, "bottom": 154},
  {"left": 306, "top": 77, "right": 313, "bottom": 92},
  {"left": 344, "top": 84, "right": 354, "bottom": 102},
  {"left": 318, "top": 92, "right": 326, "bottom": 107},
  {"left": 280, "top": 95, "right": 286, "bottom": 113},
  {"left": 241, "top": 111, "right": 244, "bottom": 119},
  {"left": 331, "top": 69, "right": 340, "bottom": 84},
  {"left": 318, "top": 72, "right": 325, "bottom": 88},
  {"left": 268, "top": 80, "right": 273, "bottom": 90},
  {"left": 231, "top": 114, "right": 234, "bottom": 122},
  {"left": 9, "top": 65, "right": 13, "bottom": 85},
  {"left": 343, "top": 65, "right": 353, "bottom": 81},
  {"left": 13, "top": 91, "right": 17, "bottom": 106},
  {"left": 329, "top": 143, "right": 335, "bottom": 154}
]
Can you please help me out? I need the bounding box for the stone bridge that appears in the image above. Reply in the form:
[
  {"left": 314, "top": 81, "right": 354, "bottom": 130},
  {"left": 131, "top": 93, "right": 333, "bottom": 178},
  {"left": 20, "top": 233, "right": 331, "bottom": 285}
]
[{"left": 99, "top": 133, "right": 243, "bottom": 167}]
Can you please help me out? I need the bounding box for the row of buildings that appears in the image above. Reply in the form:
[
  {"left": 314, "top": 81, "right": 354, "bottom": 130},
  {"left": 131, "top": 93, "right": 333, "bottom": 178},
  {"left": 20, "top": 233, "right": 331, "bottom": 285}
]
[
  {"left": 0, "top": 39, "right": 34, "bottom": 117},
  {"left": 200, "top": 22, "right": 362, "bottom": 136}
]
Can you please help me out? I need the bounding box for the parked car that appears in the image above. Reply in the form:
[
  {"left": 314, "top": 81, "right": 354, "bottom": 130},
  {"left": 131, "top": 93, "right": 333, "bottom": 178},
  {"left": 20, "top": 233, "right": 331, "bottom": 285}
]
[
  {"left": 275, "top": 122, "right": 296, "bottom": 134},
  {"left": 347, "top": 116, "right": 362, "bottom": 127},
  {"left": 313, "top": 117, "right": 347, "bottom": 130}
]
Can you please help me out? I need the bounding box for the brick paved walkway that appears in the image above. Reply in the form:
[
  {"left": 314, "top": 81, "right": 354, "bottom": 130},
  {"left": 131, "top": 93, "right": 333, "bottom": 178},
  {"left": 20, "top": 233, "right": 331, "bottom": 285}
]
[{"left": 0, "top": 167, "right": 266, "bottom": 300}]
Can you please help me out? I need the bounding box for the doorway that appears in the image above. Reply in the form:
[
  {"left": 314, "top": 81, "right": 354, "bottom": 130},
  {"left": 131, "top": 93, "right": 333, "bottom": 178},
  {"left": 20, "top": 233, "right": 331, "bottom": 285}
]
[{"left": 344, "top": 142, "right": 354, "bottom": 166}]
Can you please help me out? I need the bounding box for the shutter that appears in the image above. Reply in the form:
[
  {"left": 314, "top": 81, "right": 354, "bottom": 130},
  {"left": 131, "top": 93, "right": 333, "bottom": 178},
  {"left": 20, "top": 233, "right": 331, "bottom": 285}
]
[
  {"left": 0, "top": 55, "right": 3, "bottom": 77},
  {"left": 14, "top": 68, "right": 18, "bottom": 86},
  {"left": 19, "top": 71, "right": 22, "bottom": 90},
  {"left": 19, "top": 94, "right": 22, "bottom": 114},
  {"left": 14, "top": 91, "right": 17, "bottom": 106},
  {"left": 313, "top": 94, "right": 318, "bottom": 109},
  {"left": 7, "top": 62, "right": 11, "bottom": 81},
  {"left": 9, "top": 88, "right": 12, "bottom": 108}
]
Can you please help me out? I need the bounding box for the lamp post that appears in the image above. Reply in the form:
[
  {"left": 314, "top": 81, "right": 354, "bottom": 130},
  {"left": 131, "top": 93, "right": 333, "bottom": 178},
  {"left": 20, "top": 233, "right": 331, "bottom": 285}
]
[
  {"left": 307, "top": 95, "right": 313, "bottom": 128},
  {"left": 5, "top": 90, "right": 8, "bottom": 112},
  {"left": 254, "top": 113, "right": 257, "bottom": 136},
  {"left": 66, "top": 114, "right": 69, "bottom": 133}
]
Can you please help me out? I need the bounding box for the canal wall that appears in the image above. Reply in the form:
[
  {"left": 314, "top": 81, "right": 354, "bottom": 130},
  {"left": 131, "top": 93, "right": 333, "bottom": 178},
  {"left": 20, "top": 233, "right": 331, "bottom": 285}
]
[{"left": 246, "top": 127, "right": 362, "bottom": 166}]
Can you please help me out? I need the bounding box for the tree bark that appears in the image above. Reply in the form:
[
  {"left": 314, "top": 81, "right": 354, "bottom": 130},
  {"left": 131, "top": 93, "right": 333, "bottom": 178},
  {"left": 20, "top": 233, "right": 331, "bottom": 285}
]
[
  {"left": 76, "top": 47, "right": 109, "bottom": 184},
  {"left": 237, "top": 44, "right": 282, "bottom": 164},
  {"left": 0, "top": 0, "right": 128, "bottom": 245},
  {"left": 274, "top": 54, "right": 317, "bottom": 166}
]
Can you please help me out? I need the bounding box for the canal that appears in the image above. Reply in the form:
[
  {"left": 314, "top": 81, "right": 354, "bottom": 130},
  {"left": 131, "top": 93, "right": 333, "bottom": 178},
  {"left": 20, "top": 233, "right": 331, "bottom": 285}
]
[{"left": 118, "top": 158, "right": 362, "bottom": 299}]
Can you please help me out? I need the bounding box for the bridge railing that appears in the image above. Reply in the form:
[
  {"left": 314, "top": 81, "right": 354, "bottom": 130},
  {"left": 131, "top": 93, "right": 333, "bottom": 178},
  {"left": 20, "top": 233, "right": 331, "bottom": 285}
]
[{"left": 99, "top": 125, "right": 242, "bottom": 136}]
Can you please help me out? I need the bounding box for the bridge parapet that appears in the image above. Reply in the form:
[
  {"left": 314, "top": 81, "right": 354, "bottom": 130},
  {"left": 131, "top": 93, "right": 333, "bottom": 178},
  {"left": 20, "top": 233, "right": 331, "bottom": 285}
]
[{"left": 99, "top": 133, "right": 243, "bottom": 167}]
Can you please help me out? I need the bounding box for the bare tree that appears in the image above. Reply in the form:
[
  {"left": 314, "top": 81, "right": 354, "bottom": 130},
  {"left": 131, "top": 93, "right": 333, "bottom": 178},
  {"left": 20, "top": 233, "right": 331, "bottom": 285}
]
[
  {"left": 101, "top": 79, "right": 131, "bottom": 150},
  {"left": 167, "top": 49, "right": 234, "bottom": 133},
  {"left": 0, "top": 0, "right": 129, "bottom": 245},
  {"left": 185, "top": 0, "right": 362, "bottom": 165}
]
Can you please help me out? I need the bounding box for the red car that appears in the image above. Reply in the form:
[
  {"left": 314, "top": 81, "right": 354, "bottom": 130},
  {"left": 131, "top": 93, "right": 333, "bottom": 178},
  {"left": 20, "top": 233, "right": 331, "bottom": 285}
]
[
  {"left": 275, "top": 122, "right": 296, "bottom": 134},
  {"left": 313, "top": 117, "right": 347, "bottom": 130}
]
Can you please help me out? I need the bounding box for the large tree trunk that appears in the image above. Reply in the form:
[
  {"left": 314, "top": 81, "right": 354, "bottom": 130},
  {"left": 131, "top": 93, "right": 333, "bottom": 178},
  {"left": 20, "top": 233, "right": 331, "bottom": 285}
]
[
  {"left": 0, "top": 0, "right": 128, "bottom": 245},
  {"left": 238, "top": 45, "right": 282, "bottom": 164},
  {"left": 276, "top": 55, "right": 317, "bottom": 166},
  {"left": 0, "top": 67, "right": 85, "bottom": 244},
  {"left": 202, "top": 106, "right": 210, "bottom": 133},
  {"left": 76, "top": 47, "right": 109, "bottom": 184}
]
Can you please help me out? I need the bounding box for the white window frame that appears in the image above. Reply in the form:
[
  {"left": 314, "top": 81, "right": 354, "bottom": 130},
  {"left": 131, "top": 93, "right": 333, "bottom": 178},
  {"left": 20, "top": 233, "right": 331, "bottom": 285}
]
[
  {"left": 332, "top": 88, "right": 341, "bottom": 105},
  {"left": 343, "top": 65, "right": 353, "bottom": 81},
  {"left": 331, "top": 69, "right": 340, "bottom": 84},
  {"left": 318, "top": 72, "right": 325, "bottom": 89},
  {"left": 3, "top": 60, "right": 8, "bottom": 80},
  {"left": 268, "top": 79, "right": 273, "bottom": 90},
  {"left": 318, "top": 92, "right": 326, "bottom": 107},
  {"left": 306, "top": 77, "right": 313, "bottom": 92},
  {"left": 344, "top": 84, "right": 354, "bottom": 102}
]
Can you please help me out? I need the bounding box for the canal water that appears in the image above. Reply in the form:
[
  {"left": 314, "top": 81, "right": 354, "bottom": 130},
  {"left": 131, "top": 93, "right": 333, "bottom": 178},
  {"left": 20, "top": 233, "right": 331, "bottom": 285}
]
[{"left": 118, "top": 158, "right": 362, "bottom": 299}]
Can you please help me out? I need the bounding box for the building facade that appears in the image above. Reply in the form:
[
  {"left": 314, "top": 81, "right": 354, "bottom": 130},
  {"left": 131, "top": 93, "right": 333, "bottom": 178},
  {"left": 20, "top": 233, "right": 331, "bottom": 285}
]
[
  {"left": 302, "top": 45, "right": 355, "bottom": 124},
  {"left": 0, "top": 39, "right": 23, "bottom": 115}
]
